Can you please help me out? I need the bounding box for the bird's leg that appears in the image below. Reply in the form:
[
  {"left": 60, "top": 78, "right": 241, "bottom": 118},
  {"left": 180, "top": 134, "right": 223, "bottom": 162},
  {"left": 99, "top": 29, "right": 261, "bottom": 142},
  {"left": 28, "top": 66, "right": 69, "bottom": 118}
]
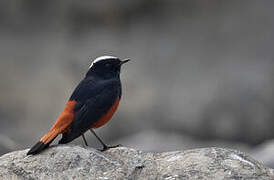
[
  {"left": 89, "top": 129, "right": 121, "bottom": 151},
  {"left": 82, "top": 134, "right": 88, "bottom": 146}
]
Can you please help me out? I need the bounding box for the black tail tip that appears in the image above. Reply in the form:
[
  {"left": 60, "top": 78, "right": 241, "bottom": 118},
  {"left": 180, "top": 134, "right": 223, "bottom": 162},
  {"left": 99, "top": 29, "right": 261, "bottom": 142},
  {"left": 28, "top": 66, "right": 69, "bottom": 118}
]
[{"left": 27, "top": 141, "right": 48, "bottom": 155}]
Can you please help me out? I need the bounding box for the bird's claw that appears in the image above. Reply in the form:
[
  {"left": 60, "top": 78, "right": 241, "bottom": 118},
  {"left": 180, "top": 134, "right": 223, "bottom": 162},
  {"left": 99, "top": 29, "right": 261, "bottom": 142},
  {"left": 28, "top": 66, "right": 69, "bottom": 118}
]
[{"left": 99, "top": 144, "right": 122, "bottom": 152}]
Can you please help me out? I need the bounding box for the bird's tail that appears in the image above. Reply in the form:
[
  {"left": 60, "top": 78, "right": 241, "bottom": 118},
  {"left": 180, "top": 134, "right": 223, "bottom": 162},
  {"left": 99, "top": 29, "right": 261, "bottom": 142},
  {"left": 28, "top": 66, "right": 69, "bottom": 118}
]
[{"left": 27, "top": 129, "right": 59, "bottom": 155}]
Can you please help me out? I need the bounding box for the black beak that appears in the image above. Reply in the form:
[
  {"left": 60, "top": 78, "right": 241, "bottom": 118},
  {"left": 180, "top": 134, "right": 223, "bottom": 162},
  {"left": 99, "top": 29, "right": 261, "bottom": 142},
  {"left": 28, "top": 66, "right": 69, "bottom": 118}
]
[{"left": 120, "top": 59, "right": 130, "bottom": 65}]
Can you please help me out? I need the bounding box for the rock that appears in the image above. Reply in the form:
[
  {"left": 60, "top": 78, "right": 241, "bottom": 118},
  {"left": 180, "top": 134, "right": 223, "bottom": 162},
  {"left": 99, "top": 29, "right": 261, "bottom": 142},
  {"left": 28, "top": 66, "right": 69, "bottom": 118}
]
[{"left": 0, "top": 145, "right": 273, "bottom": 180}]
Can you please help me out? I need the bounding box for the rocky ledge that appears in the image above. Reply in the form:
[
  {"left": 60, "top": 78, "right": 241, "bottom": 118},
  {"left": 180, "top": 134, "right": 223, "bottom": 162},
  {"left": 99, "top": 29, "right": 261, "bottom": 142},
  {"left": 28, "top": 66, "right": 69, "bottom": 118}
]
[{"left": 0, "top": 145, "right": 273, "bottom": 179}]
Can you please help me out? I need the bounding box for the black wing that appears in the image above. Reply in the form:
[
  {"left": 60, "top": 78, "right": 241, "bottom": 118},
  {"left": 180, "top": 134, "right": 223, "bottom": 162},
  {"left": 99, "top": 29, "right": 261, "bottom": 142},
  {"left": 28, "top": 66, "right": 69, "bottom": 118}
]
[{"left": 59, "top": 81, "right": 120, "bottom": 144}]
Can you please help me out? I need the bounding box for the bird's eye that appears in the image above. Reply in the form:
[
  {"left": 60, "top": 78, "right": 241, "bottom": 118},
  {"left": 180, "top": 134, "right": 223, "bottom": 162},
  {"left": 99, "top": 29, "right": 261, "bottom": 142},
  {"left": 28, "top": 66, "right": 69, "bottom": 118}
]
[{"left": 105, "top": 63, "right": 111, "bottom": 67}]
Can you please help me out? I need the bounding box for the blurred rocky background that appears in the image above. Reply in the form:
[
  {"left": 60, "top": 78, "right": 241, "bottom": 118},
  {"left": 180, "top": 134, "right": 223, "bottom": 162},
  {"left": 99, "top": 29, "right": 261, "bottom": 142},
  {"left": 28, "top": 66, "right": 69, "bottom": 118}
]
[{"left": 1, "top": 0, "right": 274, "bottom": 168}]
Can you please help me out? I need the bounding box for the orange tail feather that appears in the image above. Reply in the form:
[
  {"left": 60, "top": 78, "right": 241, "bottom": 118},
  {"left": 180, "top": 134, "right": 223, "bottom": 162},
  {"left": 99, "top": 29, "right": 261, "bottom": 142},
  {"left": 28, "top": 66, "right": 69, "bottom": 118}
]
[{"left": 27, "top": 130, "right": 58, "bottom": 155}]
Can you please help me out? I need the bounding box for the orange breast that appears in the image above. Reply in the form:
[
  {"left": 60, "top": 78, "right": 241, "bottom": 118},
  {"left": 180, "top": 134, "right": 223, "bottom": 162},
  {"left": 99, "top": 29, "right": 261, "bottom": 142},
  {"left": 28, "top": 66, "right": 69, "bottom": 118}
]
[{"left": 92, "top": 97, "right": 120, "bottom": 129}]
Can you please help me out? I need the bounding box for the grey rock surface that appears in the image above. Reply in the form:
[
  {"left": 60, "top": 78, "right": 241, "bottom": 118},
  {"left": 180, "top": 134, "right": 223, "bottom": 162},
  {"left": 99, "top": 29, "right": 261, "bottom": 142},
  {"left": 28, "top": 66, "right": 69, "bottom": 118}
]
[{"left": 0, "top": 145, "right": 273, "bottom": 180}]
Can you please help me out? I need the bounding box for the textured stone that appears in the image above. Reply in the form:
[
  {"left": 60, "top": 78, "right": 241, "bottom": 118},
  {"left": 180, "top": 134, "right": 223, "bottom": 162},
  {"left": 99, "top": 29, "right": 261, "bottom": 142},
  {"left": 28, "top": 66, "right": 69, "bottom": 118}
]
[{"left": 0, "top": 145, "right": 273, "bottom": 180}]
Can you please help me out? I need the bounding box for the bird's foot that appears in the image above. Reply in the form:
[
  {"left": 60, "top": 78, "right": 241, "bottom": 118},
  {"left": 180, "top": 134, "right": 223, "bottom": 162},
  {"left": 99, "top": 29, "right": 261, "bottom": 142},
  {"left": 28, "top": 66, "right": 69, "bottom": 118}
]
[{"left": 99, "top": 144, "right": 122, "bottom": 152}]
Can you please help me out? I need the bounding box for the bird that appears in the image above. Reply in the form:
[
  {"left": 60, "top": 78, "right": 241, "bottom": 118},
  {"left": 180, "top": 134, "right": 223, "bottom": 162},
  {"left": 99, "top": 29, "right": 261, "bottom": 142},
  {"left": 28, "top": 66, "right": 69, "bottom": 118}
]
[{"left": 27, "top": 56, "right": 130, "bottom": 155}]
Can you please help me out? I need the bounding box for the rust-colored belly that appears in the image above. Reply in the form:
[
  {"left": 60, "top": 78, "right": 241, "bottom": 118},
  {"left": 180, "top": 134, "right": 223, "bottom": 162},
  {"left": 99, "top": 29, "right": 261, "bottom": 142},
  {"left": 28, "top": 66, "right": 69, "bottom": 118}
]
[{"left": 91, "top": 97, "right": 120, "bottom": 129}]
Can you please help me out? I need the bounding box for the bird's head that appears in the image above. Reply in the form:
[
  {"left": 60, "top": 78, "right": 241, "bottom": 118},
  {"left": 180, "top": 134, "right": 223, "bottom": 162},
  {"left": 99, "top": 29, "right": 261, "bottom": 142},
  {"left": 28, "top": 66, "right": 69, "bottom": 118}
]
[{"left": 86, "top": 56, "right": 130, "bottom": 79}]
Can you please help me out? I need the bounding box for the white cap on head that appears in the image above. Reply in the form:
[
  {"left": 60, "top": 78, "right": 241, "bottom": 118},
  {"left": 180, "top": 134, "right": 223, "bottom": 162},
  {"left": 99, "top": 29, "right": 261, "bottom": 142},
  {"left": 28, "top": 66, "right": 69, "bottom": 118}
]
[{"left": 89, "top": 56, "right": 118, "bottom": 68}]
